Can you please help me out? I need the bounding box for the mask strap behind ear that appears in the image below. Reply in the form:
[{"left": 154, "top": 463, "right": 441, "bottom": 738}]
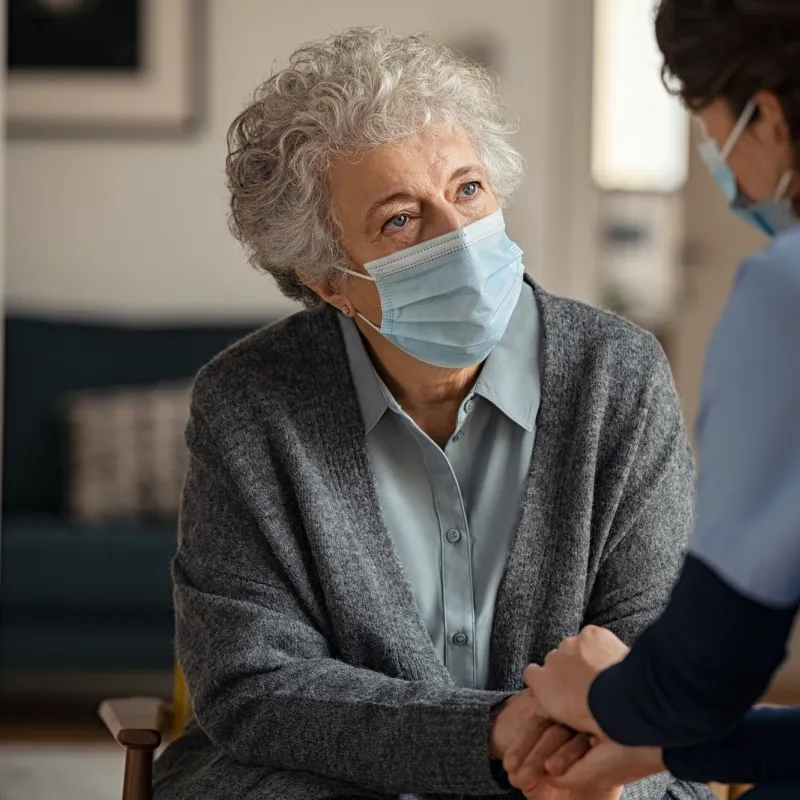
[
  {"left": 775, "top": 170, "right": 795, "bottom": 201},
  {"left": 338, "top": 266, "right": 375, "bottom": 282},
  {"left": 721, "top": 99, "right": 757, "bottom": 161}
]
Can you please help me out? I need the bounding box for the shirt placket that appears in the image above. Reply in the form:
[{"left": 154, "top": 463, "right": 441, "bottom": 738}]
[
  {"left": 441, "top": 396, "right": 477, "bottom": 688},
  {"left": 400, "top": 398, "right": 469, "bottom": 691},
  {"left": 397, "top": 396, "right": 478, "bottom": 689}
]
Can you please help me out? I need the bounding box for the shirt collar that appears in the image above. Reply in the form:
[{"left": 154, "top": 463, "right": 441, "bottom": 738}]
[
  {"left": 473, "top": 282, "right": 541, "bottom": 432},
  {"left": 339, "top": 282, "right": 541, "bottom": 434},
  {"left": 338, "top": 315, "right": 391, "bottom": 434}
]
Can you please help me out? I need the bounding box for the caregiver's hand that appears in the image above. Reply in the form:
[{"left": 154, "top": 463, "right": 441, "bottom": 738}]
[
  {"left": 521, "top": 777, "right": 623, "bottom": 800},
  {"left": 497, "top": 695, "right": 620, "bottom": 799},
  {"left": 543, "top": 735, "right": 665, "bottom": 793},
  {"left": 501, "top": 709, "right": 621, "bottom": 799},
  {"left": 523, "top": 626, "right": 630, "bottom": 735},
  {"left": 505, "top": 729, "right": 623, "bottom": 799}
]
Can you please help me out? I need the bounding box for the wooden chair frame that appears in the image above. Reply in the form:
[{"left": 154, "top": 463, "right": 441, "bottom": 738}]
[{"left": 99, "top": 663, "right": 192, "bottom": 800}]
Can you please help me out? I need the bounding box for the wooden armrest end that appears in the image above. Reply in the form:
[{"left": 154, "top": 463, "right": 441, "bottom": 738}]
[
  {"left": 709, "top": 783, "right": 754, "bottom": 800},
  {"left": 98, "top": 697, "right": 170, "bottom": 749}
]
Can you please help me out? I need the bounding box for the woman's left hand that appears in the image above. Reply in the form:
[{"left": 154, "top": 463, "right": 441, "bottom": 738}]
[{"left": 522, "top": 625, "right": 630, "bottom": 735}]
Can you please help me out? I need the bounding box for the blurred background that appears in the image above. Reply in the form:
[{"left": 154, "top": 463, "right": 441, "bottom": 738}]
[{"left": 0, "top": 0, "right": 793, "bottom": 796}]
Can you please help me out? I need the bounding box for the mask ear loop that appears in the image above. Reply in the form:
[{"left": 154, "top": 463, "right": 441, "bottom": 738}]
[
  {"left": 720, "top": 98, "right": 758, "bottom": 161},
  {"left": 338, "top": 266, "right": 375, "bottom": 282},
  {"left": 775, "top": 169, "right": 795, "bottom": 201},
  {"left": 356, "top": 314, "right": 382, "bottom": 333},
  {"left": 334, "top": 265, "right": 381, "bottom": 331}
]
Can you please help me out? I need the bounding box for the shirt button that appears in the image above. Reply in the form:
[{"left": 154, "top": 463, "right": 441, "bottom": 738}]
[
  {"left": 446, "top": 528, "right": 462, "bottom": 544},
  {"left": 464, "top": 398, "right": 476, "bottom": 414},
  {"left": 452, "top": 632, "right": 469, "bottom": 646},
  {"left": 452, "top": 431, "right": 464, "bottom": 442}
]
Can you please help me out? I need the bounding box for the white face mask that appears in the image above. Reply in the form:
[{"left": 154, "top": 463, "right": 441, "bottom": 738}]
[
  {"left": 698, "top": 98, "right": 798, "bottom": 238},
  {"left": 337, "top": 210, "right": 524, "bottom": 368}
]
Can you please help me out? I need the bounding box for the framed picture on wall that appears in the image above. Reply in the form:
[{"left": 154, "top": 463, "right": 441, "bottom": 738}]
[{"left": 7, "top": 0, "right": 205, "bottom": 137}]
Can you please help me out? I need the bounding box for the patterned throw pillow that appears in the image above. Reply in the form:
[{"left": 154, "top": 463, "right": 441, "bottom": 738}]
[{"left": 63, "top": 382, "right": 192, "bottom": 523}]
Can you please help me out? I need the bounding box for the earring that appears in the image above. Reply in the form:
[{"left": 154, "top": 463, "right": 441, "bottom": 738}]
[{"left": 340, "top": 305, "right": 353, "bottom": 317}]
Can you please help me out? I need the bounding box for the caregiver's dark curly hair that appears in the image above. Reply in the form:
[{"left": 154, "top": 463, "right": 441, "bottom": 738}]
[{"left": 655, "top": 0, "right": 800, "bottom": 209}]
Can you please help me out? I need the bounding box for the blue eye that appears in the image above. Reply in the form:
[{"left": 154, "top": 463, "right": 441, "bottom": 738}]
[
  {"left": 460, "top": 182, "right": 480, "bottom": 197},
  {"left": 385, "top": 214, "right": 409, "bottom": 230}
]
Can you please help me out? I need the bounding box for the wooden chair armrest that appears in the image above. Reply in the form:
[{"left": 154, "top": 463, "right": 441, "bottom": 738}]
[
  {"left": 709, "top": 782, "right": 754, "bottom": 799},
  {"left": 99, "top": 698, "right": 172, "bottom": 800},
  {"left": 98, "top": 697, "right": 168, "bottom": 747}
]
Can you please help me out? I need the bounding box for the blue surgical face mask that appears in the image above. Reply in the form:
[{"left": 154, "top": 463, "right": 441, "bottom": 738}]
[
  {"left": 698, "top": 98, "right": 798, "bottom": 238},
  {"left": 339, "top": 210, "right": 524, "bottom": 368}
]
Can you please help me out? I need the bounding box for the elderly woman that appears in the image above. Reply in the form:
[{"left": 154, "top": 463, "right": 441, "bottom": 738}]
[{"left": 153, "top": 28, "right": 712, "bottom": 800}]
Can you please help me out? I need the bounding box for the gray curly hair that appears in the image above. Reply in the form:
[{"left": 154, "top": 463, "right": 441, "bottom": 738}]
[{"left": 226, "top": 27, "right": 525, "bottom": 309}]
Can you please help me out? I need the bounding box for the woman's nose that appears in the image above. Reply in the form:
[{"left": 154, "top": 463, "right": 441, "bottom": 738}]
[{"left": 423, "top": 204, "right": 468, "bottom": 240}]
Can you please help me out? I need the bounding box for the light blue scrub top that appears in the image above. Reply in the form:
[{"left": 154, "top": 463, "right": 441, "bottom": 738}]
[
  {"left": 690, "top": 224, "right": 800, "bottom": 608},
  {"left": 339, "top": 283, "right": 541, "bottom": 688}
]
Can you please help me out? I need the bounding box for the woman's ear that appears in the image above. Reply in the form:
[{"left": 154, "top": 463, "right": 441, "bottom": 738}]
[
  {"left": 753, "top": 90, "right": 792, "bottom": 147},
  {"left": 300, "top": 273, "right": 350, "bottom": 313}
]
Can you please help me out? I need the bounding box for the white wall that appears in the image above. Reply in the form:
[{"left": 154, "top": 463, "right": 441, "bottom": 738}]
[
  {"left": 672, "top": 130, "right": 766, "bottom": 436},
  {"left": 6, "top": 0, "right": 596, "bottom": 321}
]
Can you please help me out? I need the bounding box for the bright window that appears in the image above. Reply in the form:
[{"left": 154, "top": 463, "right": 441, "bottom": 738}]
[{"left": 592, "top": 0, "right": 689, "bottom": 192}]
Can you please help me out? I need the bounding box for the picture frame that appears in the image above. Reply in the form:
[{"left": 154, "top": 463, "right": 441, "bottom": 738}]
[{"left": 7, "top": 0, "right": 205, "bottom": 138}]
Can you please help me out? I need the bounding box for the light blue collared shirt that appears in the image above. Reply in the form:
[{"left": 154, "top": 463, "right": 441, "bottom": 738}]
[
  {"left": 690, "top": 224, "right": 800, "bottom": 608},
  {"left": 339, "top": 283, "right": 541, "bottom": 689}
]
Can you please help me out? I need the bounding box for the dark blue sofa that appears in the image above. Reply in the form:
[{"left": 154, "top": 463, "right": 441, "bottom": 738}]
[{"left": 1, "top": 315, "right": 258, "bottom": 678}]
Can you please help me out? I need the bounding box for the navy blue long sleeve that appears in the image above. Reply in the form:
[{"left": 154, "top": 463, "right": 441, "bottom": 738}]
[
  {"left": 589, "top": 556, "right": 796, "bottom": 748},
  {"left": 587, "top": 226, "right": 800, "bottom": 783},
  {"left": 664, "top": 706, "right": 800, "bottom": 785}
]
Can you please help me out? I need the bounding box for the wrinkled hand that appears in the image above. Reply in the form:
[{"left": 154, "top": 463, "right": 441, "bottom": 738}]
[
  {"left": 501, "top": 706, "right": 622, "bottom": 800},
  {"left": 543, "top": 735, "right": 665, "bottom": 793},
  {"left": 524, "top": 626, "right": 630, "bottom": 734},
  {"left": 489, "top": 690, "right": 559, "bottom": 760},
  {"left": 489, "top": 691, "right": 598, "bottom": 798}
]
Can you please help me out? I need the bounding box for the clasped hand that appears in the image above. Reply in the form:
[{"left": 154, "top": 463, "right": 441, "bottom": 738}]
[{"left": 491, "top": 626, "right": 664, "bottom": 798}]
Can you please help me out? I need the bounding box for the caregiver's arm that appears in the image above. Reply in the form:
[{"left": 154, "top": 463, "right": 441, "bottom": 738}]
[
  {"left": 174, "top": 407, "right": 514, "bottom": 797},
  {"left": 589, "top": 556, "right": 796, "bottom": 747},
  {"left": 664, "top": 706, "right": 800, "bottom": 785},
  {"left": 590, "top": 240, "right": 800, "bottom": 749}
]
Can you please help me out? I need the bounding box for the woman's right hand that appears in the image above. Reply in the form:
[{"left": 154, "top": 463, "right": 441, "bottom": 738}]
[{"left": 489, "top": 691, "right": 550, "bottom": 760}]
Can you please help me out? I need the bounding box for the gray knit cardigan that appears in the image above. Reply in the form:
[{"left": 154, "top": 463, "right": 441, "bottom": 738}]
[{"left": 153, "top": 283, "right": 712, "bottom": 800}]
